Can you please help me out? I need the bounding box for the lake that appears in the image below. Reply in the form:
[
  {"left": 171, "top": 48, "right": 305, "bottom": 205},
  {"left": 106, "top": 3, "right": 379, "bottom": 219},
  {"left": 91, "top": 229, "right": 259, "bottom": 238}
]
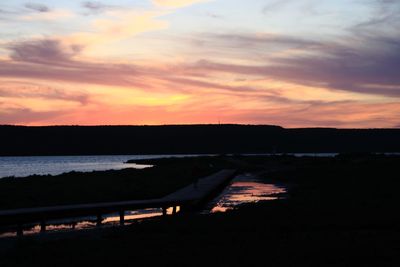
[{"left": 0, "top": 154, "right": 210, "bottom": 178}]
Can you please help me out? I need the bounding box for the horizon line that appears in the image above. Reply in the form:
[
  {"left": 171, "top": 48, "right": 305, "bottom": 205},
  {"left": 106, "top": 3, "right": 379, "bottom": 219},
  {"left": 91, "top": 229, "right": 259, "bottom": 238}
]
[{"left": 1, "top": 124, "right": 399, "bottom": 130}]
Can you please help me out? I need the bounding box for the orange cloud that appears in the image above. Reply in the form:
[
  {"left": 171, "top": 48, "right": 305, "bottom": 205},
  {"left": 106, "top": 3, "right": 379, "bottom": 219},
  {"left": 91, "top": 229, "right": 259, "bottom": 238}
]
[
  {"left": 2, "top": 29, "right": 400, "bottom": 128},
  {"left": 65, "top": 10, "right": 168, "bottom": 51}
]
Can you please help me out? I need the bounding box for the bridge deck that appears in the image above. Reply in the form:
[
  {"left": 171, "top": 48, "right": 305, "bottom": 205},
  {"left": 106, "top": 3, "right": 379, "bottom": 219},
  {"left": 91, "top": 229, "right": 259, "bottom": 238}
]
[{"left": 0, "top": 169, "right": 237, "bottom": 227}]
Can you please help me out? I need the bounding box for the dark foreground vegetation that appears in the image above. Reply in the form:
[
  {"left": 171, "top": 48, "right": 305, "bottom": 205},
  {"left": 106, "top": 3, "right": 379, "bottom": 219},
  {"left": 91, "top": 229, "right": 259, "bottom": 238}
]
[
  {"left": 1, "top": 124, "right": 400, "bottom": 156},
  {"left": 1, "top": 154, "right": 400, "bottom": 266}
]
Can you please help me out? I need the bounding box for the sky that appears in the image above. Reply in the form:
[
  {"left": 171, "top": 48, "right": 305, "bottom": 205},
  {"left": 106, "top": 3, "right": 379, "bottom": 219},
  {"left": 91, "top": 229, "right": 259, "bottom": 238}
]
[{"left": 0, "top": 0, "right": 399, "bottom": 128}]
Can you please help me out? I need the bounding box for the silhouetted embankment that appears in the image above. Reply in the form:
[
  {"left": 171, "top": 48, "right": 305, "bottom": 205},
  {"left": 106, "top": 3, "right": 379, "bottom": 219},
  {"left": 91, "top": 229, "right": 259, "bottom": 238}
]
[{"left": 1, "top": 124, "right": 400, "bottom": 156}]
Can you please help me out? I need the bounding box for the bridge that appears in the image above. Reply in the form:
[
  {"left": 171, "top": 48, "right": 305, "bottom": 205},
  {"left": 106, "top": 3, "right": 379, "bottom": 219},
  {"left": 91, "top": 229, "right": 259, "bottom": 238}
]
[{"left": 0, "top": 169, "right": 236, "bottom": 236}]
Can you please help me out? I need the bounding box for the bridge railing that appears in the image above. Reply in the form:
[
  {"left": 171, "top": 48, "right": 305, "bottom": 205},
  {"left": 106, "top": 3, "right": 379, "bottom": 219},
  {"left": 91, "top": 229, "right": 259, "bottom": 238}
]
[{"left": 0, "top": 169, "right": 237, "bottom": 236}]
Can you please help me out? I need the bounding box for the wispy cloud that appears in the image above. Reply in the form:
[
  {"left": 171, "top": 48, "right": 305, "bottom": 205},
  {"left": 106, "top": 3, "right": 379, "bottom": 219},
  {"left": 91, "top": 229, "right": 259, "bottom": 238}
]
[
  {"left": 0, "top": 38, "right": 146, "bottom": 88},
  {"left": 0, "top": 0, "right": 399, "bottom": 127},
  {"left": 262, "top": 0, "right": 293, "bottom": 14},
  {"left": 180, "top": 31, "right": 400, "bottom": 98},
  {"left": 0, "top": 106, "right": 65, "bottom": 125},
  {"left": 24, "top": 3, "right": 50, "bottom": 13},
  {"left": 2, "top": 30, "right": 400, "bottom": 99},
  {"left": 81, "top": 1, "right": 115, "bottom": 14},
  {"left": 353, "top": 0, "right": 400, "bottom": 30},
  {"left": 0, "top": 83, "right": 89, "bottom": 105},
  {"left": 9, "top": 39, "right": 82, "bottom": 65}
]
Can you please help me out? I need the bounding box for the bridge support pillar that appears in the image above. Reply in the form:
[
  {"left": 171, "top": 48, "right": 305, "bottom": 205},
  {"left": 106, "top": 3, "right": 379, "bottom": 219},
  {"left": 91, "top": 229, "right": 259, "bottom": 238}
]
[
  {"left": 162, "top": 207, "right": 167, "bottom": 216},
  {"left": 96, "top": 214, "right": 102, "bottom": 226},
  {"left": 40, "top": 220, "right": 46, "bottom": 233},
  {"left": 16, "top": 224, "right": 23, "bottom": 237},
  {"left": 172, "top": 206, "right": 177, "bottom": 215},
  {"left": 119, "top": 211, "right": 125, "bottom": 226}
]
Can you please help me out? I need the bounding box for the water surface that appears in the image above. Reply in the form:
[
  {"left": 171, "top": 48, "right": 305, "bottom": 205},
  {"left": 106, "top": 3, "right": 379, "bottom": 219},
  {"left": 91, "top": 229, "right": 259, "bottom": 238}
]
[
  {"left": 207, "top": 173, "right": 286, "bottom": 213},
  {"left": 0, "top": 154, "right": 210, "bottom": 178},
  {"left": 0, "top": 207, "right": 180, "bottom": 238}
]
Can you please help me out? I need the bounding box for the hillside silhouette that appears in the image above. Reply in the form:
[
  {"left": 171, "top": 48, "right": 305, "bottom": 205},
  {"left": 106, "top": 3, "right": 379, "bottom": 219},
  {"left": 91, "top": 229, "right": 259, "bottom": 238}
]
[{"left": 0, "top": 124, "right": 399, "bottom": 156}]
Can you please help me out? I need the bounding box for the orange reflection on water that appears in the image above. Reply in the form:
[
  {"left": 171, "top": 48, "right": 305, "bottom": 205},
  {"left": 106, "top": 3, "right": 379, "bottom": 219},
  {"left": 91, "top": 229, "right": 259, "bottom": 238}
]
[
  {"left": 0, "top": 232, "right": 16, "bottom": 238},
  {"left": 210, "top": 181, "right": 286, "bottom": 213},
  {"left": 166, "top": 206, "right": 181, "bottom": 215},
  {"left": 227, "top": 182, "right": 285, "bottom": 202},
  {"left": 103, "top": 209, "right": 163, "bottom": 224},
  {"left": 0, "top": 206, "right": 182, "bottom": 238}
]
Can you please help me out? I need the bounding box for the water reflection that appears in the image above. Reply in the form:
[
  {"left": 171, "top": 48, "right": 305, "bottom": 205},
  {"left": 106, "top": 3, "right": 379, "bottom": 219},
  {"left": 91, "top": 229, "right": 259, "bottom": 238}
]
[
  {"left": 0, "top": 207, "right": 181, "bottom": 238},
  {"left": 208, "top": 174, "right": 286, "bottom": 213}
]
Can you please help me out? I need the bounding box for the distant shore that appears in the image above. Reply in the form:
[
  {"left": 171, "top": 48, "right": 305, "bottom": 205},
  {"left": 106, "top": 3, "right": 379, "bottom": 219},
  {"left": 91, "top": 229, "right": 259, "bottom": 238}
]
[{"left": 1, "top": 125, "right": 400, "bottom": 156}]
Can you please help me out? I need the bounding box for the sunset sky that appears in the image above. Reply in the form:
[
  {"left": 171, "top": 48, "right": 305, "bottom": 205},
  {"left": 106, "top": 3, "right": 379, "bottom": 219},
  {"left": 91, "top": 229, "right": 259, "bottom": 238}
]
[{"left": 0, "top": 0, "right": 399, "bottom": 127}]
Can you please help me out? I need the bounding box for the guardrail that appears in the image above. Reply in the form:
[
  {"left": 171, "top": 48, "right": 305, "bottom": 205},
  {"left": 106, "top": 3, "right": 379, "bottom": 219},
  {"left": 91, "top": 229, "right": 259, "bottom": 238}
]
[{"left": 0, "top": 169, "right": 237, "bottom": 236}]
